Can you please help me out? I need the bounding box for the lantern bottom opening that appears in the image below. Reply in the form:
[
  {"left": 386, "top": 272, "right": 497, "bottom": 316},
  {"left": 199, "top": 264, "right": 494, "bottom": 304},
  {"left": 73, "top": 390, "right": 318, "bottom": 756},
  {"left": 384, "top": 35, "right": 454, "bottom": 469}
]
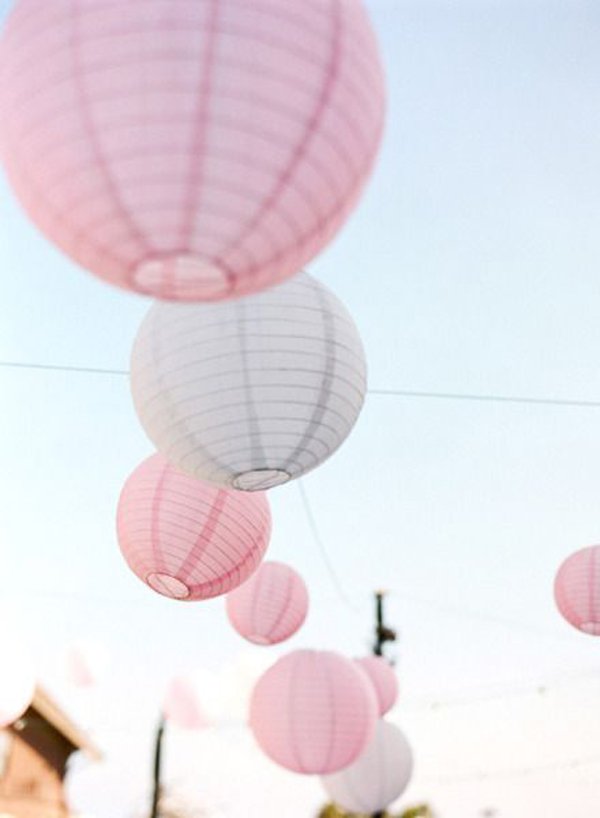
[
  {"left": 581, "top": 621, "right": 600, "bottom": 635},
  {"left": 134, "top": 254, "right": 231, "bottom": 300},
  {"left": 232, "top": 468, "right": 291, "bottom": 491},
  {"left": 147, "top": 572, "right": 191, "bottom": 599}
]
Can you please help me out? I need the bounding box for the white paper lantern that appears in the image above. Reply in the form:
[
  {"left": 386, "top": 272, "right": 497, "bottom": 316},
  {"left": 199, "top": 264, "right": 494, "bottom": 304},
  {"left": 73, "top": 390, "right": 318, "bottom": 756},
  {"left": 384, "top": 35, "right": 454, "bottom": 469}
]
[
  {"left": 130, "top": 273, "right": 367, "bottom": 490},
  {"left": 322, "top": 721, "right": 413, "bottom": 815}
]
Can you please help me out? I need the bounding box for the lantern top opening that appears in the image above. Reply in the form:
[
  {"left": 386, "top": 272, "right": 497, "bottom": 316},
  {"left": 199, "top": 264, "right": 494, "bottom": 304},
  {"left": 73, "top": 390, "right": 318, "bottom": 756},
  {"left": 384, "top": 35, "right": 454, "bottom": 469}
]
[{"left": 232, "top": 468, "right": 291, "bottom": 491}]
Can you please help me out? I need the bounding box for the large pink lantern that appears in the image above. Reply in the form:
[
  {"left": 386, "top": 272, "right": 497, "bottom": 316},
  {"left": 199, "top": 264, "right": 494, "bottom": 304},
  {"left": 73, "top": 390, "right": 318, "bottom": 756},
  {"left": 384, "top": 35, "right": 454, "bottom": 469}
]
[
  {"left": 117, "top": 454, "right": 271, "bottom": 601},
  {"left": 554, "top": 545, "right": 600, "bottom": 635},
  {"left": 355, "top": 656, "right": 398, "bottom": 716},
  {"left": 249, "top": 650, "right": 377, "bottom": 775},
  {"left": 322, "top": 721, "right": 413, "bottom": 815},
  {"left": 0, "top": 0, "right": 385, "bottom": 301},
  {"left": 226, "top": 561, "right": 308, "bottom": 645}
]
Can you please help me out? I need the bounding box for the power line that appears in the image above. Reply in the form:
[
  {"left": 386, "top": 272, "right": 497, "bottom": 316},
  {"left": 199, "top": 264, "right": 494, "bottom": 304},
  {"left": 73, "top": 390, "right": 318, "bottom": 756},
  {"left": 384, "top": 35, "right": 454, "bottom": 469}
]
[
  {"left": 425, "top": 753, "right": 600, "bottom": 785},
  {"left": 369, "top": 387, "right": 600, "bottom": 409},
  {"left": 297, "top": 480, "right": 361, "bottom": 615},
  {"left": 2, "top": 357, "right": 600, "bottom": 410}
]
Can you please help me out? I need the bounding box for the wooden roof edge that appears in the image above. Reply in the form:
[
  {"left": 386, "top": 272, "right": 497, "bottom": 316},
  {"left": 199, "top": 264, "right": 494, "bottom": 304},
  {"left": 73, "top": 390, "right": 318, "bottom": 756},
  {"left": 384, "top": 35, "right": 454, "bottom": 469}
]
[{"left": 30, "top": 687, "right": 102, "bottom": 761}]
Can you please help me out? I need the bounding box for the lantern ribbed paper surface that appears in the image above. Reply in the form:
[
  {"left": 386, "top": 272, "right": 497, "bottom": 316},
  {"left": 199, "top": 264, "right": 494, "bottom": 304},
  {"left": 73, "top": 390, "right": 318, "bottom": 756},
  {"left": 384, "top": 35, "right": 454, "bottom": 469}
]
[
  {"left": 163, "top": 676, "right": 210, "bottom": 730},
  {"left": 554, "top": 545, "right": 600, "bottom": 635},
  {"left": 0, "top": 0, "right": 385, "bottom": 301},
  {"left": 116, "top": 454, "right": 271, "bottom": 600},
  {"left": 226, "top": 561, "right": 308, "bottom": 645},
  {"left": 130, "top": 273, "right": 367, "bottom": 490},
  {"left": 249, "top": 650, "right": 378, "bottom": 774},
  {"left": 322, "top": 721, "right": 413, "bottom": 814},
  {"left": 355, "top": 655, "right": 398, "bottom": 716}
]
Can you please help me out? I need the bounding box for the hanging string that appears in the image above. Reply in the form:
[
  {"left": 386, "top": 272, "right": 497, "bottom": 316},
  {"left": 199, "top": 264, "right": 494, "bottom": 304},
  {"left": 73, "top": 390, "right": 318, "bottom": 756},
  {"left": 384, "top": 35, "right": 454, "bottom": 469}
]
[{"left": 297, "top": 480, "right": 361, "bottom": 615}]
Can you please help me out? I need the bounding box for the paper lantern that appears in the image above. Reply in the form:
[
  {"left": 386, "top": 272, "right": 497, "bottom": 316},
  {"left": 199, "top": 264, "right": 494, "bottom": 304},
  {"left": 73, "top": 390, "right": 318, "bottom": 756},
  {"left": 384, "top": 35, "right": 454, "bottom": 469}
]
[
  {"left": 116, "top": 454, "right": 271, "bottom": 600},
  {"left": 130, "top": 273, "right": 367, "bottom": 490},
  {"left": 0, "top": 0, "right": 385, "bottom": 301},
  {"left": 0, "top": 636, "right": 35, "bottom": 727},
  {"left": 554, "top": 545, "right": 600, "bottom": 635},
  {"left": 249, "top": 649, "right": 377, "bottom": 774},
  {"left": 355, "top": 656, "right": 398, "bottom": 716},
  {"left": 322, "top": 720, "right": 413, "bottom": 815},
  {"left": 163, "top": 676, "right": 210, "bottom": 730},
  {"left": 226, "top": 561, "right": 308, "bottom": 645}
]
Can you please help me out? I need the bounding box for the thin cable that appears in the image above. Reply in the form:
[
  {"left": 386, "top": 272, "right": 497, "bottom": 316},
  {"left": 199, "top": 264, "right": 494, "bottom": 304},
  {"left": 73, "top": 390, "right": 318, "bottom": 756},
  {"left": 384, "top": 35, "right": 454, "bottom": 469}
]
[
  {"left": 297, "top": 479, "right": 361, "bottom": 615},
  {"left": 369, "top": 387, "right": 600, "bottom": 409},
  {"left": 0, "top": 359, "right": 128, "bottom": 377},
  {"left": 3, "top": 358, "right": 600, "bottom": 410},
  {"left": 425, "top": 753, "right": 600, "bottom": 785}
]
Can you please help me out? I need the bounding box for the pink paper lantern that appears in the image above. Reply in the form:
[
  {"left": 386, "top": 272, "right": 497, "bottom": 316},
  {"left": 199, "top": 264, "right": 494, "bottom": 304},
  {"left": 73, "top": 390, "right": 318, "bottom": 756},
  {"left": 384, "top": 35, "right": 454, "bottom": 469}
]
[
  {"left": 0, "top": 0, "right": 385, "bottom": 301},
  {"left": 249, "top": 650, "right": 378, "bottom": 774},
  {"left": 226, "top": 561, "right": 309, "bottom": 645},
  {"left": 355, "top": 656, "right": 398, "bottom": 716},
  {"left": 554, "top": 545, "right": 600, "bottom": 635},
  {"left": 117, "top": 454, "right": 271, "bottom": 601},
  {"left": 163, "top": 676, "right": 210, "bottom": 730}
]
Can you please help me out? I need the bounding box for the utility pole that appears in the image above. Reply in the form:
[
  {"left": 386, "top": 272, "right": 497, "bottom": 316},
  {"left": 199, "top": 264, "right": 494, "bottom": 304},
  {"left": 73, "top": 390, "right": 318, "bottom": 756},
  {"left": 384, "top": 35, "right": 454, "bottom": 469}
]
[
  {"left": 150, "top": 715, "right": 166, "bottom": 818},
  {"left": 373, "top": 590, "right": 397, "bottom": 659},
  {"left": 372, "top": 591, "right": 397, "bottom": 818}
]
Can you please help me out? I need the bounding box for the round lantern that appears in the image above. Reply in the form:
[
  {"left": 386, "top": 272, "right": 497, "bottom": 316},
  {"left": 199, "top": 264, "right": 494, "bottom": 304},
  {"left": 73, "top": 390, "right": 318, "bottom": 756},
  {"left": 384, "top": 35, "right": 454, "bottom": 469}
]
[
  {"left": 0, "top": 0, "right": 385, "bottom": 301},
  {"left": 226, "top": 561, "right": 308, "bottom": 645},
  {"left": 249, "top": 649, "right": 378, "bottom": 774},
  {"left": 116, "top": 454, "right": 271, "bottom": 600},
  {"left": 355, "top": 656, "right": 398, "bottom": 716},
  {"left": 130, "top": 273, "right": 367, "bottom": 490},
  {"left": 554, "top": 545, "right": 600, "bottom": 635},
  {"left": 0, "top": 637, "right": 35, "bottom": 727},
  {"left": 322, "top": 720, "right": 413, "bottom": 815},
  {"left": 163, "top": 676, "right": 210, "bottom": 730}
]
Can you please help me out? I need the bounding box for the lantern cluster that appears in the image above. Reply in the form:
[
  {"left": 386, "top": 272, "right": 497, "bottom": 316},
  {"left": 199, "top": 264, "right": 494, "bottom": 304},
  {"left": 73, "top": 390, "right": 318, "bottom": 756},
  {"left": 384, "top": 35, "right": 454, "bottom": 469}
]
[
  {"left": 0, "top": 0, "right": 392, "bottom": 792},
  {"left": 0, "top": 0, "right": 385, "bottom": 603},
  {"left": 247, "top": 647, "right": 413, "bottom": 813}
]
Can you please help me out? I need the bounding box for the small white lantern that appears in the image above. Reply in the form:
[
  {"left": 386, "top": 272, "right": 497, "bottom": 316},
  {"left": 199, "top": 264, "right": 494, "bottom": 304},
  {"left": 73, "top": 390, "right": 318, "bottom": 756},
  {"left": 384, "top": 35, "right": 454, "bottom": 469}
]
[{"left": 322, "top": 720, "right": 414, "bottom": 815}]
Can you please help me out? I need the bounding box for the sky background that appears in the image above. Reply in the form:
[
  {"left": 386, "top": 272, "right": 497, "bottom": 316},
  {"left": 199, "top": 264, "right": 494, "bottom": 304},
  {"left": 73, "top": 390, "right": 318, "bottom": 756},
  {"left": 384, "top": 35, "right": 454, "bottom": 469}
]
[{"left": 2, "top": 1, "right": 600, "bottom": 817}]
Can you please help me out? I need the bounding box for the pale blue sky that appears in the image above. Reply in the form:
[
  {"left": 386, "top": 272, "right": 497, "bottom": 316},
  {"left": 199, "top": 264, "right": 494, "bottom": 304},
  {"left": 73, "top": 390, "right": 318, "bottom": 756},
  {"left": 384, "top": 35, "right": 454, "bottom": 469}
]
[{"left": 1, "top": 2, "right": 600, "bottom": 817}]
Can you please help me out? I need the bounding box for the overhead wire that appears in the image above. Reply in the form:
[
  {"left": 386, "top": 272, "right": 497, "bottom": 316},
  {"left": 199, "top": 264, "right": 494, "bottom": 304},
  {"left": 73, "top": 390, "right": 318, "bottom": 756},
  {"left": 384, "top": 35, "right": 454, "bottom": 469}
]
[{"left": 3, "top": 357, "right": 600, "bottom": 409}]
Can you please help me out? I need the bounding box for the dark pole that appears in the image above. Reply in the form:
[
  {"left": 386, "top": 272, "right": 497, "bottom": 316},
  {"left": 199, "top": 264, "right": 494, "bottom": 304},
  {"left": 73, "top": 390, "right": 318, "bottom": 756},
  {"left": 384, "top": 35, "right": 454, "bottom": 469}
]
[
  {"left": 373, "top": 590, "right": 396, "bottom": 660},
  {"left": 150, "top": 716, "right": 166, "bottom": 818},
  {"left": 372, "top": 591, "right": 397, "bottom": 818},
  {"left": 374, "top": 591, "right": 385, "bottom": 656}
]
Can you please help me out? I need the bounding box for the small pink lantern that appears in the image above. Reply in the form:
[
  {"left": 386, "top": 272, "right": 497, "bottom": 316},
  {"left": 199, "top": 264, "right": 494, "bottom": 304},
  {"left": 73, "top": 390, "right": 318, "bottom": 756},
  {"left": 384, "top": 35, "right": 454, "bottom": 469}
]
[
  {"left": 249, "top": 650, "right": 378, "bottom": 775},
  {"left": 226, "top": 561, "right": 308, "bottom": 645},
  {"left": 117, "top": 454, "right": 271, "bottom": 601},
  {"left": 554, "top": 545, "right": 600, "bottom": 635},
  {"left": 0, "top": 0, "right": 385, "bottom": 301},
  {"left": 355, "top": 656, "right": 398, "bottom": 716},
  {"left": 163, "top": 677, "right": 210, "bottom": 730}
]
